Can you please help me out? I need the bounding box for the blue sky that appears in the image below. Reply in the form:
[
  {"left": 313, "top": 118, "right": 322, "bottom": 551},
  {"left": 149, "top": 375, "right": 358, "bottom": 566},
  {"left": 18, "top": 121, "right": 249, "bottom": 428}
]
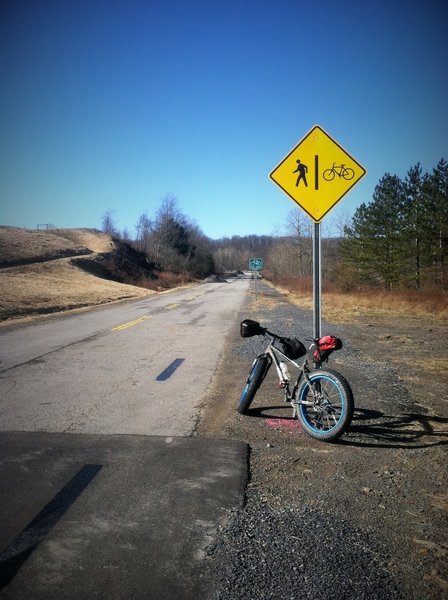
[{"left": 1, "top": 0, "right": 447, "bottom": 239}]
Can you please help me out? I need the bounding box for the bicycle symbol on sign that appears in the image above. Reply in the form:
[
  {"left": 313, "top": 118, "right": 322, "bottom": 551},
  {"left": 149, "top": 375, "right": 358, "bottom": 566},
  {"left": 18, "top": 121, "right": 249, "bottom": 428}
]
[{"left": 323, "top": 163, "right": 355, "bottom": 181}]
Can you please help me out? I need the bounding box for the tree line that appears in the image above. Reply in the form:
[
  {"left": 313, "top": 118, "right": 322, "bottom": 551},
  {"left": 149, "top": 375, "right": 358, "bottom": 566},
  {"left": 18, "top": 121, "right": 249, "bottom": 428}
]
[
  {"left": 102, "top": 158, "right": 447, "bottom": 291},
  {"left": 102, "top": 195, "right": 214, "bottom": 279},
  {"left": 341, "top": 159, "right": 447, "bottom": 290}
]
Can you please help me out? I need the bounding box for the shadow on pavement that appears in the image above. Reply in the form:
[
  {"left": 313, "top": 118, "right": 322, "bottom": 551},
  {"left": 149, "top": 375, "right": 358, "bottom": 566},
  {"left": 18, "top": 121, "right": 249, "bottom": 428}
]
[{"left": 0, "top": 432, "right": 248, "bottom": 600}]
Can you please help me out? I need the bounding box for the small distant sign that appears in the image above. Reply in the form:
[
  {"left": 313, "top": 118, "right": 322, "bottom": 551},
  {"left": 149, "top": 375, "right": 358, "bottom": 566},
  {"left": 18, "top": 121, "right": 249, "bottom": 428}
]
[{"left": 249, "top": 258, "right": 263, "bottom": 271}]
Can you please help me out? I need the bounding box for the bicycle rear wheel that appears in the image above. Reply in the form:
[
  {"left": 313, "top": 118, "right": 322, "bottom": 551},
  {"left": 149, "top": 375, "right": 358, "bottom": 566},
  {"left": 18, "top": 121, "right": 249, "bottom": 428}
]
[
  {"left": 238, "top": 355, "right": 271, "bottom": 414},
  {"left": 296, "top": 368, "right": 354, "bottom": 442}
]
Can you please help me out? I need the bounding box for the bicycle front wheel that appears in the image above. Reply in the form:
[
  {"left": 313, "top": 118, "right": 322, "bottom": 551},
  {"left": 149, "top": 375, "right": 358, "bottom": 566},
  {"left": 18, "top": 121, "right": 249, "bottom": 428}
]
[
  {"left": 238, "top": 355, "right": 271, "bottom": 414},
  {"left": 323, "top": 169, "right": 335, "bottom": 181},
  {"left": 296, "top": 369, "right": 354, "bottom": 442}
]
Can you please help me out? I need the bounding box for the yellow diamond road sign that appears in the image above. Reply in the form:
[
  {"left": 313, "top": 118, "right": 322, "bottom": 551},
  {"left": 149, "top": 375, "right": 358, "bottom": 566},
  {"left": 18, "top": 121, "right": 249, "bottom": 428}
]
[{"left": 270, "top": 125, "right": 366, "bottom": 222}]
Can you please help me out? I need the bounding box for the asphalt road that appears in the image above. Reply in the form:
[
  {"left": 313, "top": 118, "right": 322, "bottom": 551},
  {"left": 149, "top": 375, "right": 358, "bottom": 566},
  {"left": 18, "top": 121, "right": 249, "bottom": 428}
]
[
  {"left": 0, "top": 278, "right": 249, "bottom": 435},
  {"left": 0, "top": 278, "right": 251, "bottom": 599},
  {"left": 0, "top": 431, "right": 247, "bottom": 600}
]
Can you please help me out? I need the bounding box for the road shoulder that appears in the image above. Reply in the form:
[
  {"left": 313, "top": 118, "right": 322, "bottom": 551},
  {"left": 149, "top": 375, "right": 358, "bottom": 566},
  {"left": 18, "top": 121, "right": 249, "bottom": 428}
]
[{"left": 196, "top": 281, "right": 448, "bottom": 599}]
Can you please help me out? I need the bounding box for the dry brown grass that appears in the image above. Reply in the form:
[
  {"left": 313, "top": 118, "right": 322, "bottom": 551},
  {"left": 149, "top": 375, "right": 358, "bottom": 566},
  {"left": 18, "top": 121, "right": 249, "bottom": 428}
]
[
  {"left": 0, "top": 260, "right": 151, "bottom": 322},
  {"left": 0, "top": 227, "right": 153, "bottom": 324},
  {"left": 138, "top": 271, "right": 196, "bottom": 291},
  {"left": 0, "top": 227, "right": 79, "bottom": 262},
  {"left": 51, "top": 228, "right": 114, "bottom": 253},
  {"left": 265, "top": 277, "right": 448, "bottom": 322},
  {"left": 0, "top": 226, "right": 114, "bottom": 262},
  {"left": 322, "top": 290, "right": 448, "bottom": 322}
]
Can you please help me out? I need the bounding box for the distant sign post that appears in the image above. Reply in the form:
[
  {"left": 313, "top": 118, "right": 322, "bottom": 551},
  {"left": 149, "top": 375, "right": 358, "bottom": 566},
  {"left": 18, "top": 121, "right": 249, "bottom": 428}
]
[
  {"left": 249, "top": 258, "right": 263, "bottom": 301},
  {"left": 270, "top": 125, "right": 366, "bottom": 337}
]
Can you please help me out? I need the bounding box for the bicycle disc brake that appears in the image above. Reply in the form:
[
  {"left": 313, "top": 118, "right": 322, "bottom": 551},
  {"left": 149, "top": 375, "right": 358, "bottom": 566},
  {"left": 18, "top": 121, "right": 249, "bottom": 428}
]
[{"left": 310, "top": 382, "right": 337, "bottom": 424}]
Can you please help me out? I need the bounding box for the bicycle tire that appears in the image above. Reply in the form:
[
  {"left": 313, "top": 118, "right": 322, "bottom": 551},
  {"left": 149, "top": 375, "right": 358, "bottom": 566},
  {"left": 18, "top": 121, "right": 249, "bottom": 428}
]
[
  {"left": 323, "top": 169, "right": 335, "bottom": 181},
  {"left": 238, "top": 355, "right": 271, "bottom": 414},
  {"left": 343, "top": 168, "right": 355, "bottom": 180},
  {"left": 296, "top": 368, "right": 354, "bottom": 442}
]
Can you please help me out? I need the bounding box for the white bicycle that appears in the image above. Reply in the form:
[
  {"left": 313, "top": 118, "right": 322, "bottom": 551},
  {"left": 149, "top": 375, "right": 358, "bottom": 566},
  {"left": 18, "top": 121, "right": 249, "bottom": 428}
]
[{"left": 238, "top": 319, "right": 354, "bottom": 442}]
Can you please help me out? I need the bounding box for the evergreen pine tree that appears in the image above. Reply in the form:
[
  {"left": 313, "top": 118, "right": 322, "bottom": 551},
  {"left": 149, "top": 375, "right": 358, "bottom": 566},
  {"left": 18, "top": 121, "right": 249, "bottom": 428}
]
[
  {"left": 403, "top": 163, "right": 430, "bottom": 288},
  {"left": 426, "top": 159, "right": 448, "bottom": 288},
  {"left": 341, "top": 174, "right": 406, "bottom": 289}
]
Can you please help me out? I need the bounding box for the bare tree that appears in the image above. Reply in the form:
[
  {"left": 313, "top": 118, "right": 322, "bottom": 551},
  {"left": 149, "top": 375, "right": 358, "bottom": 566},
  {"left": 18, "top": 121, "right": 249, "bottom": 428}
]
[
  {"left": 101, "top": 210, "right": 118, "bottom": 237},
  {"left": 287, "top": 209, "right": 312, "bottom": 276},
  {"left": 121, "top": 227, "right": 131, "bottom": 242},
  {"left": 135, "top": 212, "right": 152, "bottom": 254}
]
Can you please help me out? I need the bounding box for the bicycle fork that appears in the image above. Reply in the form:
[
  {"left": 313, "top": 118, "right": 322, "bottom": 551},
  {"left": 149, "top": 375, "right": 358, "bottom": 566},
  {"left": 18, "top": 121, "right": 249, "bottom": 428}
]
[{"left": 290, "top": 370, "right": 315, "bottom": 419}]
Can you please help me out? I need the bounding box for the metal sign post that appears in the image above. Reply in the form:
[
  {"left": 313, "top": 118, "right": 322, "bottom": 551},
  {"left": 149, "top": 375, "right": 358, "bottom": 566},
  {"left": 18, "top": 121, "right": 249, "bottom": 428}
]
[
  {"left": 249, "top": 258, "right": 263, "bottom": 302},
  {"left": 313, "top": 222, "right": 322, "bottom": 339}
]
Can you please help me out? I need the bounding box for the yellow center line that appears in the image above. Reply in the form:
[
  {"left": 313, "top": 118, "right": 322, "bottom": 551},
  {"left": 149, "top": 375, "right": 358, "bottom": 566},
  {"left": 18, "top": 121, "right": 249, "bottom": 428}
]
[
  {"left": 165, "top": 303, "right": 180, "bottom": 310},
  {"left": 111, "top": 315, "right": 152, "bottom": 331}
]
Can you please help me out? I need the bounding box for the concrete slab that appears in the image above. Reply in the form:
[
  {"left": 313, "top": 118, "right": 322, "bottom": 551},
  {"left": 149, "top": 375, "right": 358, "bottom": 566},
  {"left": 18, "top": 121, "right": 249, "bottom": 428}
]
[{"left": 0, "top": 432, "right": 248, "bottom": 599}]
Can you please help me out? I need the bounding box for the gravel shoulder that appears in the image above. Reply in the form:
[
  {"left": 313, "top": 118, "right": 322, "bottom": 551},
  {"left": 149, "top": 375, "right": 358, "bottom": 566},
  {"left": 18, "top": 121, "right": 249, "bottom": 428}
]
[{"left": 196, "top": 281, "right": 448, "bottom": 599}]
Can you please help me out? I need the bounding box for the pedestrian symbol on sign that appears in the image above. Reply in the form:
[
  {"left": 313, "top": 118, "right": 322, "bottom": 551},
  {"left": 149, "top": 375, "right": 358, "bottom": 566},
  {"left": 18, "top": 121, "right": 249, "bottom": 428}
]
[{"left": 293, "top": 159, "right": 308, "bottom": 187}]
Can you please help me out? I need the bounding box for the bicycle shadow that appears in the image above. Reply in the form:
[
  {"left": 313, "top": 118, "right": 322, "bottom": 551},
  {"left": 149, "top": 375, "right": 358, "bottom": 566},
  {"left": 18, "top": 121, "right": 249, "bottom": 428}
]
[
  {"left": 340, "top": 408, "right": 448, "bottom": 449},
  {"left": 248, "top": 405, "right": 448, "bottom": 449},
  {"left": 249, "top": 405, "right": 295, "bottom": 420}
]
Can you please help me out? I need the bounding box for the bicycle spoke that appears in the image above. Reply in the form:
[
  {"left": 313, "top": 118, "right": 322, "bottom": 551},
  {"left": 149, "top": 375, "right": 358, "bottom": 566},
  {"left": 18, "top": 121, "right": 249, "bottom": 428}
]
[{"left": 301, "top": 376, "right": 346, "bottom": 432}]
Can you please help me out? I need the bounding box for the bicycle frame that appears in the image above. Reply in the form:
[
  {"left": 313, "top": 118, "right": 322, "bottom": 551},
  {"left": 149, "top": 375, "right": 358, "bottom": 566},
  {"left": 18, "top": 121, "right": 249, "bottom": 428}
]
[
  {"left": 258, "top": 332, "right": 316, "bottom": 414},
  {"left": 332, "top": 163, "right": 345, "bottom": 176}
]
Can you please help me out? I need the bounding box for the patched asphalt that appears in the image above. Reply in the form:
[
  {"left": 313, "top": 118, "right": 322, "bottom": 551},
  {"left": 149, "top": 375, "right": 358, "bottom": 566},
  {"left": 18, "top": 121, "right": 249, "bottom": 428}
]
[{"left": 0, "top": 432, "right": 248, "bottom": 599}]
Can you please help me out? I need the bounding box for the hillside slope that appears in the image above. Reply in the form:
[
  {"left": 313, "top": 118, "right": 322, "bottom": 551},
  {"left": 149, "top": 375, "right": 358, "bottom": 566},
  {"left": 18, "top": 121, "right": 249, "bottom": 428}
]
[{"left": 0, "top": 227, "right": 155, "bottom": 324}]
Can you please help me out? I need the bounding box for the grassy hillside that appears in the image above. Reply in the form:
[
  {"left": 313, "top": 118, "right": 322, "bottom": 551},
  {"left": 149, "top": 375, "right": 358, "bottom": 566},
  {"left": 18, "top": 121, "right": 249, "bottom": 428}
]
[{"left": 0, "top": 227, "right": 154, "bottom": 323}]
